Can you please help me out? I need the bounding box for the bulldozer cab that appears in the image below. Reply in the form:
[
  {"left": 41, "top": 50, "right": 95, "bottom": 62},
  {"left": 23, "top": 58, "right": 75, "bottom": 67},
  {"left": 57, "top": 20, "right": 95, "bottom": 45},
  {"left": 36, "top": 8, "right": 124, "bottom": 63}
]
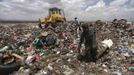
[{"left": 49, "top": 7, "right": 65, "bottom": 16}]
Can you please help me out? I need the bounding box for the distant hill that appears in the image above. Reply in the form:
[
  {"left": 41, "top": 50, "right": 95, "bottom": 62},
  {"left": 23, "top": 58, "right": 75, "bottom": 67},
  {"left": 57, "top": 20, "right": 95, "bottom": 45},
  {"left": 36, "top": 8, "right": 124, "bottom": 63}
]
[{"left": 0, "top": 20, "right": 38, "bottom": 23}]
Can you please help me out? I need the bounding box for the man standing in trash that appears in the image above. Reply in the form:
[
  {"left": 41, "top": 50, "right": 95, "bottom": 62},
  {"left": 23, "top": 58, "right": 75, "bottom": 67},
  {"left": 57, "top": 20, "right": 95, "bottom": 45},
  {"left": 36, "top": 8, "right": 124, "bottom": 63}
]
[
  {"left": 74, "top": 17, "right": 82, "bottom": 37},
  {"left": 74, "top": 17, "right": 80, "bottom": 27},
  {"left": 78, "top": 24, "right": 97, "bottom": 62}
]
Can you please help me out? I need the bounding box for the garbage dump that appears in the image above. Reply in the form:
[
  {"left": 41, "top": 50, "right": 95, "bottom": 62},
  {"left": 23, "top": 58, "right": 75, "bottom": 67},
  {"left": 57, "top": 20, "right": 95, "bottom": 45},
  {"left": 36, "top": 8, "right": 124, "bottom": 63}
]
[{"left": 0, "top": 19, "right": 134, "bottom": 75}]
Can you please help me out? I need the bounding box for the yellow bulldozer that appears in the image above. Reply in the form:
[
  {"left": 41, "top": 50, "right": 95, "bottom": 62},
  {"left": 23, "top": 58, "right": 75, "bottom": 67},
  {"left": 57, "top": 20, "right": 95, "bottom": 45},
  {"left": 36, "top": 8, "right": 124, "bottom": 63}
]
[{"left": 39, "top": 7, "right": 66, "bottom": 28}]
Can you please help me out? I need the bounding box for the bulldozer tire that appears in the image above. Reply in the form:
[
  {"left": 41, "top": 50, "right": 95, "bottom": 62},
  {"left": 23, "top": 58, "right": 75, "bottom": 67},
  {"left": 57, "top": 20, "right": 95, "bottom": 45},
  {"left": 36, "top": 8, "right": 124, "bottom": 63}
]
[{"left": 0, "top": 57, "right": 21, "bottom": 75}]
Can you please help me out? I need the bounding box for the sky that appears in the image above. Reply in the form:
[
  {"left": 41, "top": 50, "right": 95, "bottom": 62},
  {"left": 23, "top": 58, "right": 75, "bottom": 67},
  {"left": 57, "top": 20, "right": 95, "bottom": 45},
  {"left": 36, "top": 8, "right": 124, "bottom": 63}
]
[{"left": 0, "top": 0, "right": 134, "bottom": 21}]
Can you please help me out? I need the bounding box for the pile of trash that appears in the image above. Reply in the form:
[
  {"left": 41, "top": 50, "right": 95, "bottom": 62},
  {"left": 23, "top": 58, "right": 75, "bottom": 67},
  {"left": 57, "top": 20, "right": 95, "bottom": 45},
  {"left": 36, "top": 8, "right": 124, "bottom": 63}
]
[{"left": 0, "top": 20, "right": 134, "bottom": 75}]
